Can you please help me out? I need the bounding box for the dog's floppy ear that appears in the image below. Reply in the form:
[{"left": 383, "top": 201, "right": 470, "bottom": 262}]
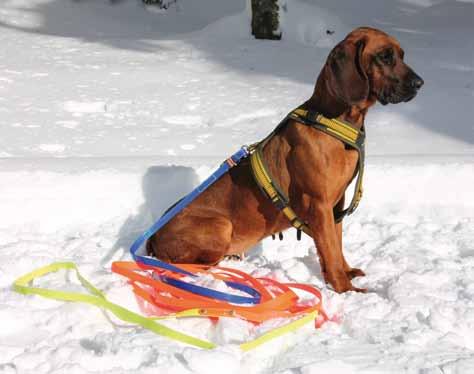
[{"left": 326, "top": 38, "right": 369, "bottom": 104}]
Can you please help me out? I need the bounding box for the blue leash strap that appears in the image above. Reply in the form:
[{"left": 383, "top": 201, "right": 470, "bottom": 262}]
[
  {"left": 129, "top": 146, "right": 261, "bottom": 304},
  {"left": 158, "top": 275, "right": 261, "bottom": 304}
]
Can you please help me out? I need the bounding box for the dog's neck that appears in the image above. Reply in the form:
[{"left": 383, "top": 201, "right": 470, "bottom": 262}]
[{"left": 302, "top": 75, "right": 376, "bottom": 130}]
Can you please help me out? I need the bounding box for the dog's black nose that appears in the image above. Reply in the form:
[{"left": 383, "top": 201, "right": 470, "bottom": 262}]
[{"left": 410, "top": 76, "right": 424, "bottom": 90}]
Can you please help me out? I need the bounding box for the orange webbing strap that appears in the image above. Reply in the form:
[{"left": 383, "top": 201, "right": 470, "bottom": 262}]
[
  {"left": 258, "top": 278, "right": 327, "bottom": 319},
  {"left": 111, "top": 261, "right": 325, "bottom": 323},
  {"left": 112, "top": 262, "right": 299, "bottom": 322}
]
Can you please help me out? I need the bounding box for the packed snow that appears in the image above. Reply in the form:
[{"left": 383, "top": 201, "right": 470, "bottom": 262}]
[{"left": 0, "top": 0, "right": 473, "bottom": 373}]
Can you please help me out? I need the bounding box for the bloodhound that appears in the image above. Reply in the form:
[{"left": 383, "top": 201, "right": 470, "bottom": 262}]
[{"left": 146, "top": 27, "right": 423, "bottom": 293}]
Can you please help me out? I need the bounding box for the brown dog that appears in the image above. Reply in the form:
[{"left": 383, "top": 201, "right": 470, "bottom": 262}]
[{"left": 146, "top": 27, "right": 423, "bottom": 293}]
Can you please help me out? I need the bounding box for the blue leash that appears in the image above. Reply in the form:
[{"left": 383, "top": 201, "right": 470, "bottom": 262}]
[
  {"left": 158, "top": 275, "right": 260, "bottom": 304},
  {"left": 129, "top": 146, "right": 260, "bottom": 304}
]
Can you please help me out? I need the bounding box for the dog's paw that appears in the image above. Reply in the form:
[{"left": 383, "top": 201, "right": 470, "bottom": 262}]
[
  {"left": 326, "top": 270, "right": 367, "bottom": 294},
  {"left": 346, "top": 268, "right": 366, "bottom": 280}
]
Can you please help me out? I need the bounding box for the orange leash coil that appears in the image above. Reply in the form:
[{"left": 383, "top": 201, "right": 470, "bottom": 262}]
[{"left": 111, "top": 261, "right": 328, "bottom": 324}]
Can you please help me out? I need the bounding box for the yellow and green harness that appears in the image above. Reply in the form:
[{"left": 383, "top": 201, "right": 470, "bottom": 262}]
[{"left": 249, "top": 108, "right": 366, "bottom": 239}]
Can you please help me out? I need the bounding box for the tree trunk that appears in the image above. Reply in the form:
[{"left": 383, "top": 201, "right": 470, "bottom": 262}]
[
  {"left": 142, "top": 0, "right": 163, "bottom": 5},
  {"left": 251, "top": 0, "right": 281, "bottom": 40}
]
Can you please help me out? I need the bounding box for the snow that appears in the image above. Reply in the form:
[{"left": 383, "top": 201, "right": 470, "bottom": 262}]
[{"left": 1, "top": 0, "right": 474, "bottom": 373}]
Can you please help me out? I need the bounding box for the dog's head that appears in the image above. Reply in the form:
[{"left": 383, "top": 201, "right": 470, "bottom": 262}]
[{"left": 324, "top": 27, "right": 423, "bottom": 106}]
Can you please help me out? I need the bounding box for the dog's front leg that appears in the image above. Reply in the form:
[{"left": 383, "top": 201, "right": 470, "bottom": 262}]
[{"left": 308, "top": 199, "right": 366, "bottom": 293}]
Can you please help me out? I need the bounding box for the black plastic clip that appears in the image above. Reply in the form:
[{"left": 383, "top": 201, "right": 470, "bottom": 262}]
[{"left": 297, "top": 229, "right": 302, "bottom": 241}]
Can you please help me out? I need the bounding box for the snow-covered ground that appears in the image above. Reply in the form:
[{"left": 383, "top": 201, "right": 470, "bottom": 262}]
[{"left": 1, "top": 0, "right": 474, "bottom": 373}]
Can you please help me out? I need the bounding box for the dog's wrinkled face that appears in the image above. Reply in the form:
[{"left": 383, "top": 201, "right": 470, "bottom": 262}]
[
  {"left": 327, "top": 27, "right": 424, "bottom": 106},
  {"left": 363, "top": 29, "right": 424, "bottom": 105}
]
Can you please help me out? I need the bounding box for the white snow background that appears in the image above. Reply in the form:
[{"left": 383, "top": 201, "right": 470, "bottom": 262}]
[{"left": 0, "top": 0, "right": 474, "bottom": 373}]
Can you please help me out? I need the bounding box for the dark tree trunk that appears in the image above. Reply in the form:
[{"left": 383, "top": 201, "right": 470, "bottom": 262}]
[
  {"left": 251, "top": 0, "right": 281, "bottom": 40},
  {"left": 142, "top": 0, "right": 163, "bottom": 5}
]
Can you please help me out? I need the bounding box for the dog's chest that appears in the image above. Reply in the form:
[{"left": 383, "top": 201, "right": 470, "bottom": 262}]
[{"left": 299, "top": 146, "right": 360, "bottom": 213}]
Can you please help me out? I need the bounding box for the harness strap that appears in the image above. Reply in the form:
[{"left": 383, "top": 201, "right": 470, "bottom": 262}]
[
  {"left": 249, "top": 108, "right": 365, "bottom": 237},
  {"left": 291, "top": 109, "right": 365, "bottom": 221},
  {"left": 250, "top": 146, "right": 312, "bottom": 237}
]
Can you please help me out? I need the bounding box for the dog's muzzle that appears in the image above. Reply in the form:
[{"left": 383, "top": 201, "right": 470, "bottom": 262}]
[{"left": 380, "top": 72, "right": 424, "bottom": 105}]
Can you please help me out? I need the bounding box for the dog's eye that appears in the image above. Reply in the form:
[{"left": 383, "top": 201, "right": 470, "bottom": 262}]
[{"left": 378, "top": 49, "right": 394, "bottom": 66}]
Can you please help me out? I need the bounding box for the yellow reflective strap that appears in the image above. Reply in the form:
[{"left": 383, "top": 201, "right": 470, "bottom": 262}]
[
  {"left": 283, "top": 208, "right": 311, "bottom": 235},
  {"left": 240, "top": 310, "right": 318, "bottom": 352},
  {"left": 282, "top": 207, "right": 296, "bottom": 221},
  {"left": 255, "top": 152, "right": 274, "bottom": 189},
  {"left": 12, "top": 262, "right": 216, "bottom": 350},
  {"left": 250, "top": 152, "right": 273, "bottom": 194},
  {"left": 324, "top": 117, "right": 358, "bottom": 136},
  {"left": 317, "top": 116, "right": 358, "bottom": 143},
  {"left": 292, "top": 109, "right": 359, "bottom": 143},
  {"left": 333, "top": 123, "right": 357, "bottom": 137},
  {"left": 325, "top": 128, "right": 356, "bottom": 144},
  {"left": 352, "top": 171, "right": 364, "bottom": 208},
  {"left": 251, "top": 152, "right": 283, "bottom": 207},
  {"left": 299, "top": 223, "right": 312, "bottom": 236},
  {"left": 252, "top": 151, "right": 313, "bottom": 236},
  {"left": 293, "top": 108, "right": 308, "bottom": 118}
]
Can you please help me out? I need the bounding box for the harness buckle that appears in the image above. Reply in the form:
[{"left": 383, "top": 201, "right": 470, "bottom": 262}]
[
  {"left": 305, "top": 110, "right": 320, "bottom": 123},
  {"left": 245, "top": 143, "right": 259, "bottom": 154},
  {"left": 272, "top": 196, "right": 287, "bottom": 210}
]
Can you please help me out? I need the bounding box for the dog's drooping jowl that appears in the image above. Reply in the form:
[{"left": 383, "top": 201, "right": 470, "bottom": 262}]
[{"left": 146, "top": 27, "right": 423, "bottom": 293}]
